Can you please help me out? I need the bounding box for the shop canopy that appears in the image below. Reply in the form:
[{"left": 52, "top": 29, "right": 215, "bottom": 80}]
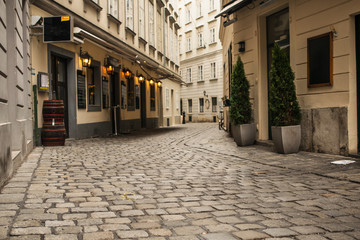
[{"left": 215, "top": 0, "right": 253, "bottom": 19}]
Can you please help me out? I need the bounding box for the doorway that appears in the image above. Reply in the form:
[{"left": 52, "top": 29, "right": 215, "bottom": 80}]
[
  {"left": 356, "top": 14, "right": 360, "bottom": 153},
  {"left": 140, "top": 81, "right": 146, "bottom": 128},
  {"left": 110, "top": 69, "right": 120, "bottom": 134},
  {"left": 266, "top": 8, "right": 290, "bottom": 138},
  {"left": 51, "top": 55, "right": 69, "bottom": 137}
]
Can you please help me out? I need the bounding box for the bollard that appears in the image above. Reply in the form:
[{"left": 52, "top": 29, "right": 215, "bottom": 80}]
[{"left": 182, "top": 111, "right": 186, "bottom": 124}]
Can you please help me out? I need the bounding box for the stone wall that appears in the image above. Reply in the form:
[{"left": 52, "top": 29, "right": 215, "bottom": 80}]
[{"left": 301, "top": 107, "right": 348, "bottom": 155}]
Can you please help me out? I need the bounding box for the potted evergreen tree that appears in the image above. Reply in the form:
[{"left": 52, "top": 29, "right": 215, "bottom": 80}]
[
  {"left": 269, "top": 43, "right": 301, "bottom": 154},
  {"left": 230, "top": 56, "right": 256, "bottom": 146}
]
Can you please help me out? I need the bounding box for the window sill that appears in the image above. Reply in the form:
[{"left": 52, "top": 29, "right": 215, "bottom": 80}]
[
  {"left": 139, "top": 37, "right": 147, "bottom": 45},
  {"left": 196, "top": 16, "right": 203, "bottom": 20},
  {"left": 107, "top": 14, "right": 121, "bottom": 32},
  {"left": 187, "top": 82, "right": 193, "bottom": 85},
  {"left": 208, "top": 9, "right": 216, "bottom": 14},
  {"left": 197, "top": 46, "right": 205, "bottom": 50},
  {"left": 209, "top": 42, "right": 217, "bottom": 46},
  {"left": 185, "top": 21, "right": 191, "bottom": 25},
  {"left": 149, "top": 44, "right": 156, "bottom": 51},
  {"left": 209, "top": 78, "right": 218, "bottom": 81},
  {"left": 186, "top": 50, "right": 192, "bottom": 53},
  {"left": 125, "top": 27, "right": 136, "bottom": 36},
  {"left": 197, "top": 80, "right": 204, "bottom": 83},
  {"left": 84, "top": 0, "right": 102, "bottom": 12}
]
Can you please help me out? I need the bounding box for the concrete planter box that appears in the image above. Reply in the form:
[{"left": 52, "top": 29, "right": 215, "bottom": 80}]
[
  {"left": 271, "top": 125, "right": 301, "bottom": 154},
  {"left": 231, "top": 123, "right": 256, "bottom": 146}
]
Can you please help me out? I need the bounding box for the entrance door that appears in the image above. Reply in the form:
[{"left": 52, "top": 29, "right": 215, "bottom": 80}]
[
  {"left": 140, "top": 81, "right": 146, "bottom": 128},
  {"left": 51, "top": 55, "right": 69, "bottom": 137},
  {"left": 356, "top": 14, "right": 360, "bottom": 153},
  {"left": 266, "top": 8, "right": 290, "bottom": 138},
  {"left": 110, "top": 69, "right": 120, "bottom": 134}
]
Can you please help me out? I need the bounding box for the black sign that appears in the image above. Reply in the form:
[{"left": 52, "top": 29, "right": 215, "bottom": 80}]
[
  {"left": 43, "top": 16, "right": 73, "bottom": 43},
  {"left": 77, "top": 70, "right": 86, "bottom": 109}
]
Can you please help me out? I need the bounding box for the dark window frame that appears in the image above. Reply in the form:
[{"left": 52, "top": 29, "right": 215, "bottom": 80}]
[
  {"left": 150, "top": 83, "right": 156, "bottom": 111},
  {"left": 307, "top": 32, "right": 333, "bottom": 88},
  {"left": 87, "top": 60, "right": 101, "bottom": 112},
  {"left": 127, "top": 75, "right": 135, "bottom": 111}
]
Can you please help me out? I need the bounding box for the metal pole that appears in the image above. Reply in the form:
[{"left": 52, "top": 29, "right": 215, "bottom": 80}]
[{"left": 113, "top": 106, "right": 118, "bottom": 135}]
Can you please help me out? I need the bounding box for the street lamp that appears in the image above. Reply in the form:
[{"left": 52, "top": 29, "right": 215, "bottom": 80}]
[{"left": 80, "top": 47, "right": 92, "bottom": 68}]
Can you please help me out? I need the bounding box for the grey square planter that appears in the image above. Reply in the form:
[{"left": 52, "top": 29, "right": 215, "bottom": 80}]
[
  {"left": 231, "top": 123, "right": 256, "bottom": 146},
  {"left": 271, "top": 125, "right": 301, "bottom": 154}
]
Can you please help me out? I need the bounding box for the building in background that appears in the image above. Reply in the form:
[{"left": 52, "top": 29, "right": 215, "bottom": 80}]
[
  {"left": 29, "top": 0, "right": 181, "bottom": 142},
  {"left": 0, "top": 0, "right": 33, "bottom": 187},
  {"left": 217, "top": 0, "right": 360, "bottom": 156},
  {"left": 178, "top": 0, "right": 224, "bottom": 123}
]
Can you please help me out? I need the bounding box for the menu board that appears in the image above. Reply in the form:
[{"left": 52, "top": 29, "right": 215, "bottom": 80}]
[{"left": 77, "top": 70, "right": 86, "bottom": 109}]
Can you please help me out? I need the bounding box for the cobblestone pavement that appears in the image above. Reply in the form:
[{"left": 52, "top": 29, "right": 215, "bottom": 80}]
[{"left": 1, "top": 123, "right": 360, "bottom": 240}]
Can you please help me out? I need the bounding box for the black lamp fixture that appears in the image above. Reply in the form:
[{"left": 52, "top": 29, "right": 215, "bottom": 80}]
[
  {"left": 80, "top": 47, "right": 92, "bottom": 68},
  {"left": 157, "top": 81, "right": 162, "bottom": 87},
  {"left": 138, "top": 74, "right": 145, "bottom": 82},
  {"left": 238, "top": 41, "right": 245, "bottom": 52},
  {"left": 149, "top": 79, "right": 154, "bottom": 85},
  {"left": 104, "top": 57, "right": 115, "bottom": 75},
  {"left": 123, "top": 68, "right": 132, "bottom": 78}
]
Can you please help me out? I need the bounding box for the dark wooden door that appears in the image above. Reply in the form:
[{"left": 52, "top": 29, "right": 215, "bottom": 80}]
[
  {"left": 356, "top": 14, "right": 360, "bottom": 153},
  {"left": 51, "top": 55, "right": 69, "bottom": 137},
  {"left": 140, "top": 81, "right": 146, "bottom": 128}
]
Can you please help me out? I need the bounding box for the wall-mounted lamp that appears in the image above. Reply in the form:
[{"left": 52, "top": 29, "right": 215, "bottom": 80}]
[
  {"left": 80, "top": 47, "right": 92, "bottom": 68},
  {"left": 104, "top": 57, "right": 115, "bottom": 75},
  {"left": 238, "top": 41, "right": 245, "bottom": 52},
  {"left": 149, "top": 79, "right": 154, "bottom": 85},
  {"left": 157, "top": 81, "right": 162, "bottom": 87},
  {"left": 138, "top": 74, "right": 145, "bottom": 82},
  {"left": 203, "top": 90, "right": 208, "bottom": 98},
  {"left": 123, "top": 68, "right": 132, "bottom": 78}
]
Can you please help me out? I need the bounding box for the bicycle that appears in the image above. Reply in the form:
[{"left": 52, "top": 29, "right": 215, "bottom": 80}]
[{"left": 218, "top": 109, "right": 225, "bottom": 130}]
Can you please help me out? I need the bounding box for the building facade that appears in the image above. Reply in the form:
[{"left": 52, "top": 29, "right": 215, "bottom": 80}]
[
  {"left": 30, "top": 0, "right": 181, "bottom": 142},
  {"left": 218, "top": 0, "right": 360, "bottom": 155},
  {"left": 178, "top": 0, "right": 224, "bottom": 123},
  {"left": 0, "top": 0, "right": 33, "bottom": 186}
]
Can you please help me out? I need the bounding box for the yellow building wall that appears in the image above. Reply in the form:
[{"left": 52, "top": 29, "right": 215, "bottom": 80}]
[{"left": 221, "top": 0, "right": 360, "bottom": 154}]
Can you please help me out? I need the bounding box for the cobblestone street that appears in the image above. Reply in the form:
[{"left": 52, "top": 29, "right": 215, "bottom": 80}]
[{"left": 1, "top": 123, "right": 360, "bottom": 240}]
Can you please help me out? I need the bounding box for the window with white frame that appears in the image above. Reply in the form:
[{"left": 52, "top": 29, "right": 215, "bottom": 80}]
[
  {"left": 198, "top": 33, "right": 203, "bottom": 48},
  {"left": 197, "top": 1, "right": 202, "bottom": 18},
  {"left": 166, "top": 88, "right": 170, "bottom": 109},
  {"left": 139, "top": 0, "right": 145, "bottom": 39},
  {"left": 157, "top": 5, "right": 162, "bottom": 51},
  {"left": 212, "top": 97, "right": 217, "bottom": 112},
  {"left": 198, "top": 65, "right": 203, "bottom": 81},
  {"left": 186, "top": 38, "right": 191, "bottom": 52},
  {"left": 210, "top": 28, "right": 216, "bottom": 43},
  {"left": 211, "top": 62, "right": 216, "bottom": 79},
  {"left": 109, "top": 0, "right": 119, "bottom": 19},
  {"left": 188, "top": 99, "right": 192, "bottom": 113},
  {"left": 209, "top": 0, "right": 215, "bottom": 11},
  {"left": 165, "top": 20, "right": 168, "bottom": 56},
  {"left": 187, "top": 68, "right": 192, "bottom": 83},
  {"left": 186, "top": 8, "right": 191, "bottom": 23},
  {"left": 175, "top": 33, "right": 179, "bottom": 63},
  {"left": 149, "top": 1, "right": 155, "bottom": 46},
  {"left": 126, "top": 0, "right": 134, "bottom": 30},
  {"left": 199, "top": 98, "right": 204, "bottom": 113}
]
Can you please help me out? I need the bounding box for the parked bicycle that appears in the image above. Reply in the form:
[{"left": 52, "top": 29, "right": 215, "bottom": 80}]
[{"left": 219, "top": 109, "right": 225, "bottom": 130}]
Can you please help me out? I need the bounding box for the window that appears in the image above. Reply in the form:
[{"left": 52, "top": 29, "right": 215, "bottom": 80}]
[
  {"left": 198, "top": 33, "right": 203, "bottom": 48},
  {"left": 187, "top": 68, "right": 192, "bottom": 83},
  {"left": 127, "top": 76, "right": 135, "bottom": 111},
  {"left": 186, "top": 38, "right": 191, "bottom": 52},
  {"left": 150, "top": 83, "right": 156, "bottom": 111},
  {"left": 198, "top": 65, "right": 203, "bottom": 81},
  {"left": 209, "top": 0, "right": 215, "bottom": 11},
  {"left": 157, "top": 5, "right": 162, "bottom": 51},
  {"left": 121, "top": 81, "right": 126, "bottom": 109},
  {"left": 186, "top": 8, "right": 191, "bottom": 23},
  {"left": 188, "top": 99, "right": 192, "bottom": 113},
  {"left": 199, "top": 98, "right": 204, "bottom": 113},
  {"left": 210, "top": 28, "right": 216, "bottom": 43},
  {"left": 149, "top": 1, "right": 155, "bottom": 46},
  {"left": 126, "top": 0, "right": 134, "bottom": 30},
  {"left": 307, "top": 32, "right": 333, "bottom": 87},
  {"left": 197, "top": 1, "right": 202, "bottom": 17},
  {"left": 169, "top": 27, "right": 173, "bottom": 60},
  {"left": 109, "top": 0, "right": 119, "bottom": 19},
  {"left": 166, "top": 88, "right": 170, "bottom": 109},
  {"left": 211, "top": 62, "right": 216, "bottom": 79},
  {"left": 139, "top": 0, "right": 145, "bottom": 39},
  {"left": 212, "top": 97, "right": 217, "bottom": 112},
  {"left": 87, "top": 60, "right": 101, "bottom": 111}
]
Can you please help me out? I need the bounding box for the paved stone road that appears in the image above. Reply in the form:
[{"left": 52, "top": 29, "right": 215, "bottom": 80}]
[{"left": 1, "top": 123, "right": 360, "bottom": 240}]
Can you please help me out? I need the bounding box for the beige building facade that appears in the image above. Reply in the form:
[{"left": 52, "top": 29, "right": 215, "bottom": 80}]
[
  {"left": 218, "top": 0, "right": 360, "bottom": 155},
  {"left": 0, "top": 0, "right": 33, "bottom": 187},
  {"left": 178, "top": 0, "right": 224, "bottom": 123},
  {"left": 30, "top": 0, "right": 181, "bottom": 141}
]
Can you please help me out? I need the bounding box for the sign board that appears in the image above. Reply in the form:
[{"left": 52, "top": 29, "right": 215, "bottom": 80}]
[
  {"left": 43, "top": 16, "right": 73, "bottom": 43},
  {"left": 37, "top": 72, "right": 49, "bottom": 92}
]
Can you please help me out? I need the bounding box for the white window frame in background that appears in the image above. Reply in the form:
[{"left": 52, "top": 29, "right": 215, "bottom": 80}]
[
  {"left": 198, "top": 65, "right": 203, "bottom": 81},
  {"left": 211, "top": 62, "right": 216, "bottom": 79},
  {"left": 126, "top": 0, "right": 134, "bottom": 30},
  {"left": 139, "top": 0, "right": 145, "bottom": 39},
  {"left": 149, "top": 1, "right": 155, "bottom": 46},
  {"left": 187, "top": 68, "right": 192, "bottom": 83},
  {"left": 108, "top": 0, "right": 119, "bottom": 19},
  {"left": 210, "top": 28, "right": 216, "bottom": 43}
]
